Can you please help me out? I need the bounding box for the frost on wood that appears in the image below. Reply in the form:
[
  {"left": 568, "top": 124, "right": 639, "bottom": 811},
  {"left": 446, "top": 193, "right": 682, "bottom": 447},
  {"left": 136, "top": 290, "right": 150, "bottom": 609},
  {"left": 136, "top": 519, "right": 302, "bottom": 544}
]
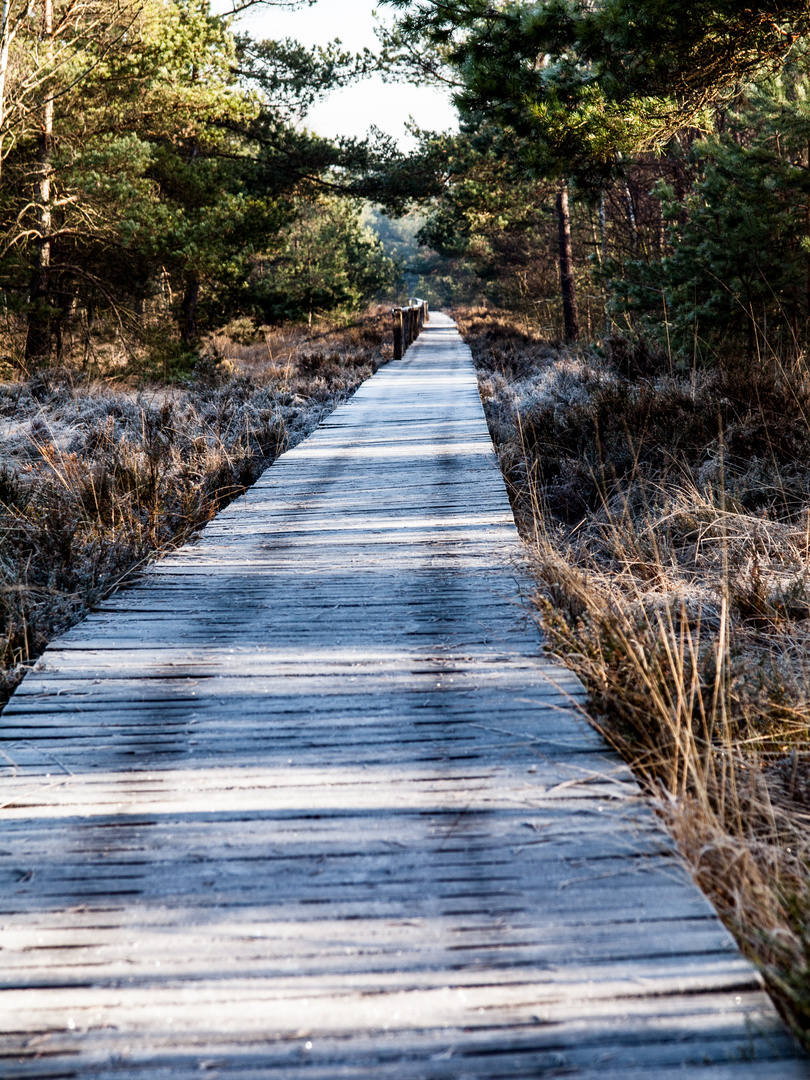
[{"left": 0, "top": 334, "right": 386, "bottom": 705}]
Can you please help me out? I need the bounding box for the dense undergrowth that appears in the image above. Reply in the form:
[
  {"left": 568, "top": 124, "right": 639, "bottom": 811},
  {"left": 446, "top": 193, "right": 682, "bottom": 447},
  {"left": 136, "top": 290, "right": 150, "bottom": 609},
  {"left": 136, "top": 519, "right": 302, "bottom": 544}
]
[
  {"left": 0, "top": 314, "right": 390, "bottom": 708},
  {"left": 459, "top": 308, "right": 810, "bottom": 1050}
]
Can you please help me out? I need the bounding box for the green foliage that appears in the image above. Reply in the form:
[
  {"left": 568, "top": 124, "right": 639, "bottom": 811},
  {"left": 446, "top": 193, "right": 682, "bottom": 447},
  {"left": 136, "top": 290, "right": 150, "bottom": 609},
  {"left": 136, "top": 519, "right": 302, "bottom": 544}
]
[
  {"left": 234, "top": 34, "right": 374, "bottom": 121},
  {"left": 610, "top": 64, "right": 810, "bottom": 358},
  {"left": 399, "top": 120, "right": 605, "bottom": 327},
  {"left": 250, "top": 198, "right": 397, "bottom": 324},
  {"left": 386, "top": 0, "right": 810, "bottom": 188},
  {"left": 0, "top": 0, "right": 432, "bottom": 368},
  {"left": 415, "top": 123, "right": 560, "bottom": 308},
  {"left": 362, "top": 206, "right": 421, "bottom": 263},
  {"left": 385, "top": 3, "right": 810, "bottom": 360}
]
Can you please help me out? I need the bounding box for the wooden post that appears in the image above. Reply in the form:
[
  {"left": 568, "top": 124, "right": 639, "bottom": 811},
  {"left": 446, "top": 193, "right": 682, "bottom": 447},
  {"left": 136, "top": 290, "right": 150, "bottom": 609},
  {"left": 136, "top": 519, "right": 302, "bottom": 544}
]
[
  {"left": 394, "top": 302, "right": 427, "bottom": 358},
  {"left": 392, "top": 308, "right": 403, "bottom": 361},
  {"left": 423, "top": 300, "right": 429, "bottom": 324}
]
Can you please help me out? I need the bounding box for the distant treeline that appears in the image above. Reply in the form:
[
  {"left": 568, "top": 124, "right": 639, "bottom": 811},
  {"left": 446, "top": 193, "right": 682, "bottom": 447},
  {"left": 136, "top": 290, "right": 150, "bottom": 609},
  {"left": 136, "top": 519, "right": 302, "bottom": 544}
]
[
  {"left": 0, "top": 0, "right": 445, "bottom": 374},
  {"left": 385, "top": 0, "right": 810, "bottom": 363}
]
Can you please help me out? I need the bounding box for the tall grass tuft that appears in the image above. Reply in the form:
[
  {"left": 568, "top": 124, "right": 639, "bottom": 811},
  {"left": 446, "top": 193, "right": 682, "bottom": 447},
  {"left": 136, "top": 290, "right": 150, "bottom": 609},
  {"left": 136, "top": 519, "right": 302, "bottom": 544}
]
[{"left": 460, "top": 307, "right": 810, "bottom": 1049}]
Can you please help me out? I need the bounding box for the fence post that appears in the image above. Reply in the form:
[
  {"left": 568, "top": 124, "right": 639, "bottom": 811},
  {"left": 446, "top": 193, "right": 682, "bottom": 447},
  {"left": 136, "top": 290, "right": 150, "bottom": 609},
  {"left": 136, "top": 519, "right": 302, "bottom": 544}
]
[
  {"left": 393, "top": 301, "right": 428, "bottom": 360},
  {"left": 392, "top": 308, "right": 403, "bottom": 361}
]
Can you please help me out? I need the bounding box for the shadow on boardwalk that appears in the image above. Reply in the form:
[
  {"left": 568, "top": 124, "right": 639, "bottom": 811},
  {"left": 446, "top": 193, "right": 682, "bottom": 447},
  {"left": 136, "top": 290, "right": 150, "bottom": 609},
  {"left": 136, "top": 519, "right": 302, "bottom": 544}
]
[{"left": 1, "top": 314, "right": 807, "bottom": 1077}]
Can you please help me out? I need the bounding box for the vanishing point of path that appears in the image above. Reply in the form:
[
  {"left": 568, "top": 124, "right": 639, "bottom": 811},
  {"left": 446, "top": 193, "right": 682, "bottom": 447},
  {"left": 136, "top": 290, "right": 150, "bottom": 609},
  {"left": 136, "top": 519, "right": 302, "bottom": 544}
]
[{"left": 1, "top": 313, "right": 807, "bottom": 1078}]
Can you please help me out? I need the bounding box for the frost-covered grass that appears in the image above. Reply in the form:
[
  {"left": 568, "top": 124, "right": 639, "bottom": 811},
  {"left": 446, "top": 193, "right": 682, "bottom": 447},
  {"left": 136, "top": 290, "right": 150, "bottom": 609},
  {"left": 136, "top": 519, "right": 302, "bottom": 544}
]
[
  {"left": 459, "top": 307, "right": 810, "bottom": 1050},
  {"left": 0, "top": 316, "right": 391, "bottom": 705}
]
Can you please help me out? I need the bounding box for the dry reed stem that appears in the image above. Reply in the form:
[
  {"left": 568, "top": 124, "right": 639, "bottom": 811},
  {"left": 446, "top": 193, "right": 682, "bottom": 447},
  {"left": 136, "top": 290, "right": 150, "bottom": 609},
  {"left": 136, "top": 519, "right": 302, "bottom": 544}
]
[{"left": 460, "top": 308, "right": 810, "bottom": 1050}]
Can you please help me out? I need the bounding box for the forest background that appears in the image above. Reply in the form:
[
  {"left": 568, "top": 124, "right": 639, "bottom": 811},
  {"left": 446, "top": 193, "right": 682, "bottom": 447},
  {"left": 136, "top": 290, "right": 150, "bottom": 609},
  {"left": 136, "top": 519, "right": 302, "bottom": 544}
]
[{"left": 3, "top": 0, "right": 810, "bottom": 1055}]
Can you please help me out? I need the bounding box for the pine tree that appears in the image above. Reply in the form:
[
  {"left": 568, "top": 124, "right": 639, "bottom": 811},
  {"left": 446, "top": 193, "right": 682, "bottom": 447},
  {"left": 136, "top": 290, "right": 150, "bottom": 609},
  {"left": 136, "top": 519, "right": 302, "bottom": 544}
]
[{"left": 610, "top": 60, "right": 810, "bottom": 358}]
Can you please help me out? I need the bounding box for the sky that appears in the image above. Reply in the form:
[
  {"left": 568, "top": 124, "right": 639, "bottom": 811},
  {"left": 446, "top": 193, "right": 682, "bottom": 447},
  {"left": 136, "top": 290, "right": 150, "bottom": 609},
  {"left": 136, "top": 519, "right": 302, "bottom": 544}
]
[{"left": 235, "top": 0, "right": 458, "bottom": 148}]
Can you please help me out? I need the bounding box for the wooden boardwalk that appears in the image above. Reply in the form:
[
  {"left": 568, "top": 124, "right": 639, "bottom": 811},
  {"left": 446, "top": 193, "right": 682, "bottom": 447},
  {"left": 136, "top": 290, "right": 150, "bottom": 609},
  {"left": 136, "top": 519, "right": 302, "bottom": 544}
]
[{"left": 1, "top": 313, "right": 807, "bottom": 1078}]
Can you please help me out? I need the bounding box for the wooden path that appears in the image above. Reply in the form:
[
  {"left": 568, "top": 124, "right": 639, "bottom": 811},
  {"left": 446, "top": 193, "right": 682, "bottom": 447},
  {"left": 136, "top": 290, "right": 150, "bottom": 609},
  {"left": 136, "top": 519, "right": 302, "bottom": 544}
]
[{"left": 1, "top": 313, "right": 807, "bottom": 1078}]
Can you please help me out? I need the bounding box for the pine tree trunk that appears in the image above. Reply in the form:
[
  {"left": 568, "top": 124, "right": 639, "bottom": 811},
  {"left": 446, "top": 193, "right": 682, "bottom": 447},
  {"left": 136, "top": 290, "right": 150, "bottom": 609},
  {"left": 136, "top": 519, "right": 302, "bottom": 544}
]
[
  {"left": 24, "top": 0, "right": 54, "bottom": 368},
  {"left": 0, "top": 0, "right": 13, "bottom": 184},
  {"left": 556, "top": 185, "right": 579, "bottom": 343},
  {"left": 180, "top": 275, "right": 200, "bottom": 343},
  {"left": 624, "top": 179, "right": 638, "bottom": 252},
  {"left": 599, "top": 193, "right": 610, "bottom": 335}
]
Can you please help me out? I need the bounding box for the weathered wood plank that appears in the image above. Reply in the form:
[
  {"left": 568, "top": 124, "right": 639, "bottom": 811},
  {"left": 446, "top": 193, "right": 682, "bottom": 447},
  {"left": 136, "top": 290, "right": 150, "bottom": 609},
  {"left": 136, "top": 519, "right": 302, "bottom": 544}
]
[{"left": 1, "top": 313, "right": 806, "bottom": 1076}]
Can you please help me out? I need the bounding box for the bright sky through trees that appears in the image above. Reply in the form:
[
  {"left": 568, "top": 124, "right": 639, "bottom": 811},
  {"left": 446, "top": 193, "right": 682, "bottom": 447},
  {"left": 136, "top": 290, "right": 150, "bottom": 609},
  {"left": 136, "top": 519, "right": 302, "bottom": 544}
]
[{"left": 236, "top": 0, "right": 458, "bottom": 147}]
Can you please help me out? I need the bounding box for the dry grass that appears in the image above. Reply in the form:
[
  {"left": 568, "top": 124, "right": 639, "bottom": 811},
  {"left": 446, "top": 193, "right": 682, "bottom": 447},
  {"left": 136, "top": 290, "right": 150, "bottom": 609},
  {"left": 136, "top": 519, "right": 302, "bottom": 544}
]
[
  {"left": 0, "top": 314, "right": 391, "bottom": 707},
  {"left": 458, "top": 307, "right": 810, "bottom": 1051}
]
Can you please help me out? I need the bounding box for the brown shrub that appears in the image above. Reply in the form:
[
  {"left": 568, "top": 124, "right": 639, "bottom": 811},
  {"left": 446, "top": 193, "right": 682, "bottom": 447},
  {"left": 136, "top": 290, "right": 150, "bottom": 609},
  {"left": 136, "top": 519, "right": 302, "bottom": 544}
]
[{"left": 460, "top": 308, "right": 810, "bottom": 1050}]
